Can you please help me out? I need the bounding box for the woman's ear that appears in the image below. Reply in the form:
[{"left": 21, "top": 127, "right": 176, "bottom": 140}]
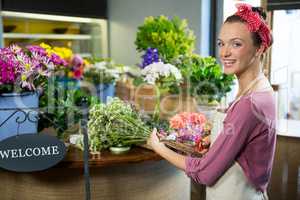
[{"left": 255, "top": 45, "right": 265, "bottom": 58}]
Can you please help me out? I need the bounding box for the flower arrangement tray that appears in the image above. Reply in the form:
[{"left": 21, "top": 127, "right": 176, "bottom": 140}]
[{"left": 160, "top": 140, "right": 204, "bottom": 157}]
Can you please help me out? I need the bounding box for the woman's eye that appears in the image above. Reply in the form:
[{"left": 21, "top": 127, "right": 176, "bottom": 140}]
[
  {"left": 217, "top": 41, "right": 223, "bottom": 47},
  {"left": 232, "top": 42, "right": 242, "bottom": 47}
]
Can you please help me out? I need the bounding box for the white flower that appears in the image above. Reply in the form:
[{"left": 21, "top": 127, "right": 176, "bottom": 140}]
[
  {"left": 141, "top": 61, "right": 182, "bottom": 84},
  {"left": 95, "top": 61, "right": 107, "bottom": 69}
]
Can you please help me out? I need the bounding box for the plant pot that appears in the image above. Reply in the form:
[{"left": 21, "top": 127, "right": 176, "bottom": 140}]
[
  {"left": 0, "top": 92, "right": 39, "bottom": 141},
  {"left": 115, "top": 81, "right": 135, "bottom": 101},
  {"left": 96, "top": 83, "right": 115, "bottom": 103},
  {"left": 134, "top": 84, "right": 157, "bottom": 113},
  {"left": 109, "top": 146, "right": 131, "bottom": 154}
]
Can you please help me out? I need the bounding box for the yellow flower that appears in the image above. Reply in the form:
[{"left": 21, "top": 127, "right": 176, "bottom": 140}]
[
  {"left": 53, "top": 47, "right": 73, "bottom": 60},
  {"left": 21, "top": 74, "right": 27, "bottom": 81},
  {"left": 25, "top": 63, "right": 31, "bottom": 71},
  {"left": 40, "top": 43, "right": 51, "bottom": 50},
  {"left": 83, "top": 59, "right": 91, "bottom": 68}
]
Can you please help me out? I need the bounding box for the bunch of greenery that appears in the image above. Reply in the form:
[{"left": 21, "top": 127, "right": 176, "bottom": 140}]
[
  {"left": 175, "top": 54, "right": 235, "bottom": 103},
  {"left": 83, "top": 58, "right": 121, "bottom": 84},
  {"left": 38, "top": 79, "right": 99, "bottom": 139},
  {"left": 135, "top": 15, "right": 196, "bottom": 63},
  {"left": 86, "top": 98, "right": 151, "bottom": 153}
]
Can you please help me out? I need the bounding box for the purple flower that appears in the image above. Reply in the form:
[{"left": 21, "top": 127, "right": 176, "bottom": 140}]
[
  {"left": 177, "top": 134, "right": 196, "bottom": 142},
  {"left": 50, "top": 53, "right": 67, "bottom": 66},
  {"left": 0, "top": 60, "right": 17, "bottom": 84},
  {"left": 26, "top": 45, "right": 47, "bottom": 56},
  {"left": 0, "top": 44, "right": 56, "bottom": 92},
  {"left": 141, "top": 48, "right": 160, "bottom": 68}
]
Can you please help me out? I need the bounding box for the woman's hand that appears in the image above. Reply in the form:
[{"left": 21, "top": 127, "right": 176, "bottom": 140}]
[
  {"left": 147, "top": 128, "right": 186, "bottom": 170},
  {"left": 147, "top": 128, "right": 163, "bottom": 150}
]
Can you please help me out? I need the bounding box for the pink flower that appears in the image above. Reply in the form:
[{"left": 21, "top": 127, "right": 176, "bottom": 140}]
[{"left": 73, "top": 69, "right": 83, "bottom": 79}]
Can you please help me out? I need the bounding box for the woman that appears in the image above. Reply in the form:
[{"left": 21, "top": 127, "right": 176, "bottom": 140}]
[{"left": 147, "top": 4, "right": 276, "bottom": 200}]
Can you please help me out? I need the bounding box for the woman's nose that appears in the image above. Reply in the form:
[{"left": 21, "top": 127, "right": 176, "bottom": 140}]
[{"left": 219, "top": 45, "right": 231, "bottom": 58}]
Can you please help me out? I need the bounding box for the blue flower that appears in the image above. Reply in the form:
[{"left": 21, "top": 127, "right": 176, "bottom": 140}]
[{"left": 141, "top": 47, "right": 160, "bottom": 68}]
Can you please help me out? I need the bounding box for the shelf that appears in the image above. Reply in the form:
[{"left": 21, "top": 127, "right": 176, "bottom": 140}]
[
  {"left": 1, "top": 11, "right": 105, "bottom": 24},
  {"left": 3, "top": 33, "right": 92, "bottom": 40}
]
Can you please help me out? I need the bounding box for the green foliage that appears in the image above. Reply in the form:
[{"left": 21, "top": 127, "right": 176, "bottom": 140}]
[
  {"left": 175, "top": 54, "right": 235, "bottom": 103},
  {"left": 38, "top": 78, "right": 100, "bottom": 139},
  {"left": 135, "top": 15, "right": 196, "bottom": 63}
]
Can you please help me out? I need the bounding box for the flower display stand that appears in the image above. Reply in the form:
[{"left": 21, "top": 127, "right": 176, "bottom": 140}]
[{"left": 0, "top": 92, "right": 39, "bottom": 141}]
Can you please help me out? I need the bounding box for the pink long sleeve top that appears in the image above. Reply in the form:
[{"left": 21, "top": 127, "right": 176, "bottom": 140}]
[{"left": 185, "top": 91, "right": 276, "bottom": 192}]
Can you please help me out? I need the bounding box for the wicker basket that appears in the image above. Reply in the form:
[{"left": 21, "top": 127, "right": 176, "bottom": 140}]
[
  {"left": 160, "top": 139, "right": 211, "bottom": 157},
  {"left": 159, "top": 128, "right": 211, "bottom": 157}
]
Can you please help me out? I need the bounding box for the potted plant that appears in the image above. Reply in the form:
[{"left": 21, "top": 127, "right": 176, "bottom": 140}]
[
  {"left": 175, "top": 54, "right": 235, "bottom": 119},
  {"left": 135, "top": 15, "right": 196, "bottom": 63},
  {"left": 135, "top": 61, "right": 183, "bottom": 122},
  {"left": 83, "top": 58, "right": 121, "bottom": 103},
  {"left": 0, "top": 44, "right": 55, "bottom": 141}
]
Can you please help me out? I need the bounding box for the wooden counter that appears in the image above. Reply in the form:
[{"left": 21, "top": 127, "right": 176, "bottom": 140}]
[
  {"left": 58, "top": 146, "right": 162, "bottom": 168},
  {"left": 0, "top": 146, "right": 190, "bottom": 200}
]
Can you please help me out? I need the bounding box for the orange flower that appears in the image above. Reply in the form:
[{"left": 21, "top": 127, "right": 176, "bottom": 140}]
[{"left": 169, "top": 115, "right": 185, "bottom": 129}]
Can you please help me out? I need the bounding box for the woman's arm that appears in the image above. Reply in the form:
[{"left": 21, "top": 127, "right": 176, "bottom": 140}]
[
  {"left": 147, "top": 129, "right": 186, "bottom": 170},
  {"left": 148, "top": 97, "right": 261, "bottom": 186}
]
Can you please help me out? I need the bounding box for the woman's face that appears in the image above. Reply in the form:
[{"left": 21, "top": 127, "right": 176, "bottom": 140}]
[{"left": 218, "top": 22, "right": 260, "bottom": 76}]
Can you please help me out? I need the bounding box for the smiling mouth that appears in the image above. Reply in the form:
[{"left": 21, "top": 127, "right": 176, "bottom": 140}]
[{"left": 223, "top": 60, "right": 236, "bottom": 67}]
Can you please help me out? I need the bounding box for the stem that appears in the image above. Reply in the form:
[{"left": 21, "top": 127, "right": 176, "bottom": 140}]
[
  {"left": 153, "top": 85, "right": 161, "bottom": 123},
  {"left": 117, "top": 115, "right": 151, "bottom": 134},
  {"left": 122, "top": 139, "right": 147, "bottom": 145}
]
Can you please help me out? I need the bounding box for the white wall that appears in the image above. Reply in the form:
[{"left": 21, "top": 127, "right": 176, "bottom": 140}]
[{"left": 108, "top": 0, "right": 202, "bottom": 66}]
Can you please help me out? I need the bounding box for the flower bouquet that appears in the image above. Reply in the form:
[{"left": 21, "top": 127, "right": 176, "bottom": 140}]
[
  {"left": 75, "top": 97, "right": 151, "bottom": 154},
  {"left": 159, "top": 112, "right": 212, "bottom": 157}
]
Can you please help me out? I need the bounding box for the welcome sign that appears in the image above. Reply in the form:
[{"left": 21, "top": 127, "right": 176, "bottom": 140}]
[{"left": 0, "top": 134, "right": 66, "bottom": 172}]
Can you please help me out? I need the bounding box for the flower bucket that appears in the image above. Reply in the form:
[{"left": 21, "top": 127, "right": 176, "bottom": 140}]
[
  {"left": 56, "top": 77, "right": 80, "bottom": 90},
  {"left": 0, "top": 92, "right": 39, "bottom": 141},
  {"left": 96, "top": 83, "right": 115, "bottom": 103}
]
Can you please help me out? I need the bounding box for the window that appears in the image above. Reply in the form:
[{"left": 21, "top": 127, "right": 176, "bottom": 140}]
[{"left": 271, "top": 10, "right": 300, "bottom": 129}]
